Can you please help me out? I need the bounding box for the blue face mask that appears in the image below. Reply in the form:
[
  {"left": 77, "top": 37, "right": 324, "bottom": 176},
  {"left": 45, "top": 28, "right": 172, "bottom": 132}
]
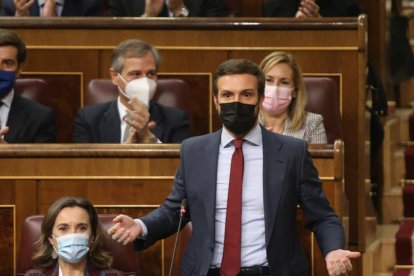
[
  {"left": 0, "top": 70, "right": 16, "bottom": 99},
  {"left": 53, "top": 233, "right": 90, "bottom": 264}
]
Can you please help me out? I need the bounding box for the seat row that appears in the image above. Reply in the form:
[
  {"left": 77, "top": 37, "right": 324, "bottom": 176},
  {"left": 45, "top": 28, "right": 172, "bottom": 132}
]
[{"left": 15, "top": 76, "right": 343, "bottom": 143}]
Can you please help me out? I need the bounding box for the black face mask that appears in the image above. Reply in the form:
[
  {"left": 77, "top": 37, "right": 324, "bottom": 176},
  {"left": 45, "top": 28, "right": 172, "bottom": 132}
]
[{"left": 219, "top": 101, "right": 258, "bottom": 135}]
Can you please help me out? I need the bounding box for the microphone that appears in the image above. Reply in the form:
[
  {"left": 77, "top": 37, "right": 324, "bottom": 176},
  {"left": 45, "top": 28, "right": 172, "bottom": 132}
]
[{"left": 168, "top": 199, "right": 188, "bottom": 276}]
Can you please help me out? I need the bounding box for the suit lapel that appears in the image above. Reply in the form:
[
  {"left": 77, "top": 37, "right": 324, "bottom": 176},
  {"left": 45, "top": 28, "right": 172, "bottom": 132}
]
[
  {"left": 262, "top": 128, "right": 287, "bottom": 245},
  {"left": 199, "top": 130, "right": 221, "bottom": 236},
  {"left": 99, "top": 101, "right": 121, "bottom": 143},
  {"left": 5, "top": 95, "right": 26, "bottom": 142}
]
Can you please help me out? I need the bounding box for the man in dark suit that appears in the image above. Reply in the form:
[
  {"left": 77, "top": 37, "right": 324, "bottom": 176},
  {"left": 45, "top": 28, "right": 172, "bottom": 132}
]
[
  {"left": 1, "top": 0, "right": 102, "bottom": 16},
  {"left": 0, "top": 29, "right": 56, "bottom": 143},
  {"left": 108, "top": 59, "right": 360, "bottom": 275},
  {"left": 109, "top": 0, "right": 228, "bottom": 17},
  {"left": 72, "top": 39, "right": 190, "bottom": 144}
]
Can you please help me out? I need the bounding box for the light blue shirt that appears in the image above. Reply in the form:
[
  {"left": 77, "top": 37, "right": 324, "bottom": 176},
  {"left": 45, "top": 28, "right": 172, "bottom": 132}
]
[
  {"left": 210, "top": 123, "right": 268, "bottom": 267},
  {"left": 137, "top": 123, "right": 268, "bottom": 267},
  {"left": 0, "top": 89, "right": 14, "bottom": 129},
  {"left": 38, "top": 0, "right": 65, "bottom": 16}
]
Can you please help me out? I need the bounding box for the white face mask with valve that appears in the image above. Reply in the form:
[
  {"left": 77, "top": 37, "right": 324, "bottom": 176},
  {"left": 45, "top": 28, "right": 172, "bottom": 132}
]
[{"left": 118, "top": 73, "right": 157, "bottom": 107}]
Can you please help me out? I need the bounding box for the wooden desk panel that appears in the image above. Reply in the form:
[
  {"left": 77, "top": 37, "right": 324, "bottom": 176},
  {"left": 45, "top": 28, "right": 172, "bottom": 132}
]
[{"left": 0, "top": 142, "right": 344, "bottom": 275}]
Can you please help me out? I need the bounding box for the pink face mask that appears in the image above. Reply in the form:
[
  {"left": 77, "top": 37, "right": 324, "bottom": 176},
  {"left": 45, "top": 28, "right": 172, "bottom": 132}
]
[{"left": 261, "top": 85, "right": 293, "bottom": 115}]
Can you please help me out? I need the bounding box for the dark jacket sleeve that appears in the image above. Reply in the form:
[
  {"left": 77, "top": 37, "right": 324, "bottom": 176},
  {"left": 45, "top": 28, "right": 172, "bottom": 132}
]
[
  {"left": 298, "top": 142, "right": 345, "bottom": 257},
  {"left": 72, "top": 108, "right": 93, "bottom": 143},
  {"left": 1, "top": 0, "right": 15, "bottom": 16},
  {"left": 185, "top": 0, "right": 228, "bottom": 17},
  {"left": 166, "top": 108, "right": 191, "bottom": 143},
  {"left": 34, "top": 109, "right": 57, "bottom": 143}
]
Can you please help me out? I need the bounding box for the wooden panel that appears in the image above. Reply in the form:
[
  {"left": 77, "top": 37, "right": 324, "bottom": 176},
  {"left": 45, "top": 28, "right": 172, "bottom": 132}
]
[
  {"left": 0, "top": 206, "right": 15, "bottom": 276},
  {"left": 20, "top": 74, "right": 82, "bottom": 142}
]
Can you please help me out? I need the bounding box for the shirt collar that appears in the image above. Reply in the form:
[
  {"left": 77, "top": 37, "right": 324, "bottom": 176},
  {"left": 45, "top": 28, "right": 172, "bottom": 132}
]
[
  {"left": 117, "top": 96, "right": 127, "bottom": 122},
  {"left": 1, "top": 89, "right": 14, "bottom": 108},
  {"left": 221, "top": 122, "right": 262, "bottom": 148}
]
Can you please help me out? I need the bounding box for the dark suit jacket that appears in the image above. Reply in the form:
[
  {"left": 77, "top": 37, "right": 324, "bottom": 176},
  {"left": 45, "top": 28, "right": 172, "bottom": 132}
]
[
  {"left": 109, "top": 0, "right": 228, "bottom": 17},
  {"left": 1, "top": 0, "right": 102, "bottom": 16},
  {"left": 4, "top": 94, "right": 56, "bottom": 143},
  {"left": 262, "top": 0, "right": 359, "bottom": 17},
  {"left": 72, "top": 100, "right": 191, "bottom": 143},
  {"left": 135, "top": 126, "right": 344, "bottom": 275}
]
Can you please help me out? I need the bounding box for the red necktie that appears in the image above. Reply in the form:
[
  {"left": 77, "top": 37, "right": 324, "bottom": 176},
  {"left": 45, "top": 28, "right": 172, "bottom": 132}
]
[{"left": 221, "top": 139, "right": 244, "bottom": 276}]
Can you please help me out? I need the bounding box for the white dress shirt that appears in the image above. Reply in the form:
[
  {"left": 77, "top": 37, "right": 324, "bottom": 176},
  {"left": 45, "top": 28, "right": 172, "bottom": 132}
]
[
  {"left": 210, "top": 123, "right": 268, "bottom": 267},
  {"left": 117, "top": 96, "right": 129, "bottom": 143},
  {"left": 0, "top": 89, "right": 14, "bottom": 129}
]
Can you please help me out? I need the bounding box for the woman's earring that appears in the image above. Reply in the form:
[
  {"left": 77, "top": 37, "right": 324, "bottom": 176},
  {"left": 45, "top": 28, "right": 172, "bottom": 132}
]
[{"left": 51, "top": 250, "right": 57, "bottom": 259}]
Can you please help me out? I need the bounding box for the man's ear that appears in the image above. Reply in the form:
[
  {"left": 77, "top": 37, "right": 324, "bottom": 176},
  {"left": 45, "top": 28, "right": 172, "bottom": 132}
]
[
  {"left": 15, "top": 63, "right": 24, "bottom": 78},
  {"left": 109, "top": 68, "right": 119, "bottom": 86},
  {"left": 213, "top": 95, "right": 219, "bottom": 111}
]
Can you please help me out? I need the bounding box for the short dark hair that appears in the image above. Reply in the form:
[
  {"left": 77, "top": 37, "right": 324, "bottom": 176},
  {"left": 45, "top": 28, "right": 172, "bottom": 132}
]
[
  {"left": 111, "top": 39, "right": 161, "bottom": 73},
  {"left": 0, "top": 29, "right": 26, "bottom": 65},
  {"left": 213, "top": 59, "right": 265, "bottom": 96}
]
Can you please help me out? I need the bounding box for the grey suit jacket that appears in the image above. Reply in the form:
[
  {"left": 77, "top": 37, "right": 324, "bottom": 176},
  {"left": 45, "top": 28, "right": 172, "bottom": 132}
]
[{"left": 135, "top": 126, "right": 344, "bottom": 275}]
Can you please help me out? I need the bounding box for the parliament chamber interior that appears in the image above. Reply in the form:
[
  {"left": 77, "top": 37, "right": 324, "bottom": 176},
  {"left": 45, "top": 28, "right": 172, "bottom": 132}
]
[{"left": 0, "top": 0, "right": 414, "bottom": 275}]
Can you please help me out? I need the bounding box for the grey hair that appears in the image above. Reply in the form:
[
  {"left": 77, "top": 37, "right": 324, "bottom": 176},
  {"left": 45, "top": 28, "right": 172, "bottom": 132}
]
[{"left": 111, "top": 39, "right": 162, "bottom": 73}]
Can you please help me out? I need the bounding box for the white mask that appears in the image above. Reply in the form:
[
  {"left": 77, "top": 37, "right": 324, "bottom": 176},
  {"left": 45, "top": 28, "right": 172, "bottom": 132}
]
[{"left": 118, "top": 74, "right": 157, "bottom": 107}]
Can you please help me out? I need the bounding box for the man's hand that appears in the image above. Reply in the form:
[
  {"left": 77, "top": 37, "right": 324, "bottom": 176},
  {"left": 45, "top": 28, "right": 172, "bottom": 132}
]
[
  {"left": 142, "top": 0, "right": 164, "bottom": 17},
  {"left": 325, "top": 249, "right": 361, "bottom": 276},
  {"left": 108, "top": 215, "right": 142, "bottom": 245},
  {"left": 42, "top": 0, "right": 57, "bottom": 16},
  {"left": 167, "top": 0, "right": 184, "bottom": 16},
  {"left": 295, "top": 0, "right": 321, "bottom": 18},
  {"left": 124, "top": 98, "right": 150, "bottom": 133},
  {"left": 13, "top": 0, "right": 35, "bottom": 16},
  {"left": 123, "top": 98, "right": 158, "bottom": 144},
  {"left": 0, "top": 127, "right": 9, "bottom": 144},
  {"left": 124, "top": 121, "right": 157, "bottom": 144}
]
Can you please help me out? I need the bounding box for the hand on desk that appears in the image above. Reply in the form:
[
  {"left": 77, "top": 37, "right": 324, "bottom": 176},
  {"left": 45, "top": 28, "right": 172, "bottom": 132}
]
[
  {"left": 123, "top": 98, "right": 158, "bottom": 144},
  {"left": 0, "top": 127, "right": 9, "bottom": 144},
  {"left": 108, "top": 214, "right": 142, "bottom": 245},
  {"left": 295, "top": 0, "right": 321, "bottom": 18},
  {"left": 325, "top": 249, "right": 361, "bottom": 276}
]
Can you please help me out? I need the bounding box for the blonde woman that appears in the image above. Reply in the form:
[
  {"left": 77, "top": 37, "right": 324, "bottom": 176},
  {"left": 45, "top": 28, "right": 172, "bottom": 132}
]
[{"left": 259, "top": 51, "right": 327, "bottom": 144}]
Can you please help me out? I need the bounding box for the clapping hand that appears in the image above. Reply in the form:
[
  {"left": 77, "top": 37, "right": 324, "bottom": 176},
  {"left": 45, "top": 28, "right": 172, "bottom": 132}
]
[
  {"left": 295, "top": 0, "right": 321, "bottom": 18},
  {"left": 0, "top": 127, "right": 9, "bottom": 144},
  {"left": 13, "top": 0, "right": 35, "bottom": 16}
]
